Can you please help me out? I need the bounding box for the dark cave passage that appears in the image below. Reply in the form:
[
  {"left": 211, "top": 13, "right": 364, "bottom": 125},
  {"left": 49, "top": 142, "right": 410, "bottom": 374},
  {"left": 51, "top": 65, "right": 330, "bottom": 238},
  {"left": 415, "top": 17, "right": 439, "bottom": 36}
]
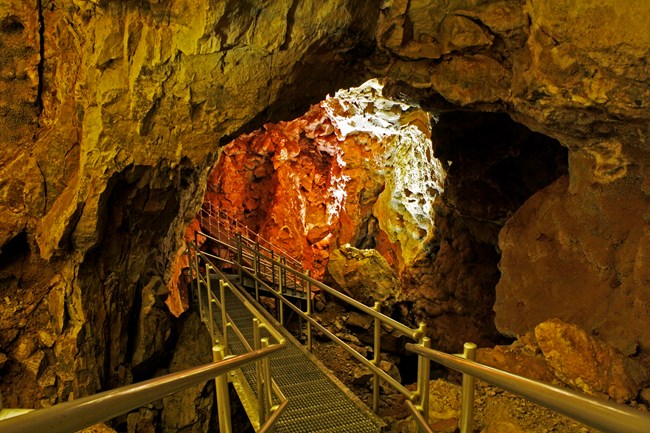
[{"left": 404, "top": 110, "right": 569, "bottom": 352}]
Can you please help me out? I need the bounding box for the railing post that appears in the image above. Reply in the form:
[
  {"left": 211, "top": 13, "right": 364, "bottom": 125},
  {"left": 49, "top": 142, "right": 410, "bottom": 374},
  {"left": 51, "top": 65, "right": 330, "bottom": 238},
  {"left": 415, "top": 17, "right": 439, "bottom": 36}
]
[
  {"left": 415, "top": 323, "right": 430, "bottom": 430},
  {"left": 255, "top": 242, "right": 260, "bottom": 302},
  {"left": 193, "top": 237, "right": 205, "bottom": 323},
  {"left": 261, "top": 338, "right": 273, "bottom": 422},
  {"left": 185, "top": 246, "right": 194, "bottom": 306},
  {"left": 372, "top": 301, "right": 382, "bottom": 414},
  {"left": 253, "top": 319, "right": 266, "bottom": 424},
  {"left": 206, "top": 265, "right": 215, "bottom": 343},
  {"left": 460, "top": 342, "right": 477, "bottom": 433},
  {"left": 306, "top": 270, "right": 313, "bottom": 352},
  {"left": 277, "top": 280, "right": 284, "bottom": 326},
  {"left": 271, "top": 251, "right": 276, "bottom": 286},
  {"left": 420, "top": 337, "right": 431, "bottom": 426},
  {"left": 213, "top": 345, "right": 233, "bottom": 433},
  {"left": 277, "top": 258, "right": 284, "bottom": 325},
  {"left": 219, "top": 279, "right": 229, "bottom": 355},
  {"left": 237, "top": 233, "right": 243, "bottom": 283},
  {"left": 216, "top": 206, "right": 220, "bottom": 241}
]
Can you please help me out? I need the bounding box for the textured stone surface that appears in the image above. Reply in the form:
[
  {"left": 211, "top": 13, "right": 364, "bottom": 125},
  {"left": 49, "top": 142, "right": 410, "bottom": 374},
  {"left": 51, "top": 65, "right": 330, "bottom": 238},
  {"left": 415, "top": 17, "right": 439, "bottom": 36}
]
[
  {"left": 0, "top": 0, "right": 376, "bottom": 411},
  {"left": 373, "top": 0, "right": 650, "bottom": 356},
  {"left": 1, "top": 0, "right": 649, "bottom": 421},
  {"left": 205, "top": 81, "right": 441, "bottom": 280},
  {"left": 495, "top": 156, "right": 650, "bottom": 354},
  {"left": 477, "top": 342, "right": 557, "bottom": 385},
  {"left": 479, "top": 320, "right": 650, "bottom": 402},
  {"left": 327, "top": 244, "right": 401, "bottom": 306},
  {"left": 394, "top": 379, "right": 461, "bottom": 433},
  {"left": 160, "top": 311, "right": 215, "bottom": 433},
  {"left": 535, "top": 318, "right": 650, "bottom": 402},
  {"left": 131, "top": 277, "right": 173, "bottom": 369}
]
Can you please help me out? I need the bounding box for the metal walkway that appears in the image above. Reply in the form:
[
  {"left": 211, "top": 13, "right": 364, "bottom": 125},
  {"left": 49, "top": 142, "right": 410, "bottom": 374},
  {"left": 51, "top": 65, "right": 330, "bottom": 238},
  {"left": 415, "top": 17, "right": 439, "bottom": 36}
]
[{"left": 198, "top": 277, "right": 383, "bottom": 433}]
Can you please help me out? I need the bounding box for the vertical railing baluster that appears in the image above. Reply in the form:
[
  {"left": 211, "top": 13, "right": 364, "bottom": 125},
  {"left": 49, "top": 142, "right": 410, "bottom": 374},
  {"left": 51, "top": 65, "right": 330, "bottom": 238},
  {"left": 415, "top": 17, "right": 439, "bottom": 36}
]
[
  {"left": 213, "top": 345, "right": 233, "bottom": 433},
  {"left": 372, "top": 301, "right": 381, "bottom": 413},
  {"left": 261, "top": 338, "right": 273, "bottom": 422},
  {"left": 255, "top": 242, "right": 260, "bottom": 302},
  {"left": 277, "top": 260, "right": 284, "bottom": 325},
  {"left": 194, "top": 236, "right": 204, "bottom": 323},
  {"left": 306, "top": 270, "right": 312, "bottom": 352},
  {"left": 253, "top": 319, "right": 265, "bottom": 425},
  {"left": 237, "top": 232, "right": 243, "bottom": 283},
  {"left": 281, "top": 256, "right": 287, "bottom": 290},
  {"left": 219, "top": 279, "right": 229, "bottom": 355},
  {"left": 206, "top": 265, "right": 215, "bottom": 343},
  {"left": 460, "top": 342, "right": 477, "bottom": 433},
  {"left": 420, "top": 336, "right": 431, "bottom": 427},
  {"left": 271, "top": 251, "right": 276, "bottom": 287}
]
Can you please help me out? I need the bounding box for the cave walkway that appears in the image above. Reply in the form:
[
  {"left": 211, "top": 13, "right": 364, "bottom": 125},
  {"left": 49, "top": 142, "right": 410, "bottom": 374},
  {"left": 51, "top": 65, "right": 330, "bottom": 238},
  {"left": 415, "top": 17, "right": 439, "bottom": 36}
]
[
  {"left": 196, "top": 273, "right": 383, "bottom": 433},
  {"left": 197, "top": 203, "right": 313, "bottom": 302}
]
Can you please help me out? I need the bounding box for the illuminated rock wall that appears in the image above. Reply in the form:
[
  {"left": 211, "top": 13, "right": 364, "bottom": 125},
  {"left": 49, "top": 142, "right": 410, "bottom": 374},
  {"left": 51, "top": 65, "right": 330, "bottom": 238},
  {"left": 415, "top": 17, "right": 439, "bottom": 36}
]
[
  {"left": 205, "top": 81, "right": 441, "bottom": 279},
  {"left": 0, "top": 0, "right": 648, "bottom": 416},
  {"left": 0, "top": 0, "right": 376, "bottom": 411}
]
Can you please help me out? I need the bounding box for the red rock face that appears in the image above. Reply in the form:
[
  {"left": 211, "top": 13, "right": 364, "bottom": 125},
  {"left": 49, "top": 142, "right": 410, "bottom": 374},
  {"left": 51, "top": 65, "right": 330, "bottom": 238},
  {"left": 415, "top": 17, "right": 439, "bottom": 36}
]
[
  {"left": 202, "top": 91, "right": 574, "bottom": 354},
  {"left": 204, "top": 101, "right": 399, "bottom": 279},
  {"left": 205, "top": 104, "right": 342, "bottom": 278}
]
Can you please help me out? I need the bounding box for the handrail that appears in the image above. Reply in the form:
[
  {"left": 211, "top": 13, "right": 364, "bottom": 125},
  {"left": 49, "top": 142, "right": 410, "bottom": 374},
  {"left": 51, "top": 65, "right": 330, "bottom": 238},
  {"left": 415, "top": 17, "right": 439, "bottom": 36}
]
[
  {"left": 230, "top": 236, "right": 434, "bottom": 408},
  {"left": 257, "top": 399, "right": 289, "bottom": 433},
  {"left": 404, "top": 400, "right": 435, "bottom": 433},
  {"left": 193, "top": 207, "right": 431, "bottom": 427},
  {"left": 200, "top": 204, "right": 303, "bottom": 270},
  {"left": 0, "top": 347, "right": 283, "bottom": 433},
  {"left": 188, "top": 241, "right": 288, "bottom": 429},
  {"left": 198, "top": 228, "right": 421, "bottom": 340},
  {"left": 406, "top": 343, "right": 650, "bottom": 433}
]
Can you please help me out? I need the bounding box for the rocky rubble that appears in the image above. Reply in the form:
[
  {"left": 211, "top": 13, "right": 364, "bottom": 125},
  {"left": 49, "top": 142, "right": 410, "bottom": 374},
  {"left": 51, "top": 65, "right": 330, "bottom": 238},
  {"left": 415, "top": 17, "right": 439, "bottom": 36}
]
[{"left": 479, "top": 318, "right": 650, "bottom": 403}]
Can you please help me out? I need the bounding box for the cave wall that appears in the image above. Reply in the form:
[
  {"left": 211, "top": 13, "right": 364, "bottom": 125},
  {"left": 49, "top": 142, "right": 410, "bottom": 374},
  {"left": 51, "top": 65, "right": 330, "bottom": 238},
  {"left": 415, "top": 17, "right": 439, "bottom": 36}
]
[
  {"left": 0, "top": 0, "right": 648, "bottom": 415},
  {"left": 373, "top": 0, "right": 650, "bottom": 354},
  {"left": 0, "top": 0, "right": 377, "bottom": 409}
]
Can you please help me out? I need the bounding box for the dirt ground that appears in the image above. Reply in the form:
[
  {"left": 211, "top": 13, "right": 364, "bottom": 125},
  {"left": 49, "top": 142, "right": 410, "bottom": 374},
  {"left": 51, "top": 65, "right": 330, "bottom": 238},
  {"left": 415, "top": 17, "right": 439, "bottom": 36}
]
[{"left": 306, "top": 302, "right": 614, "bottom": 433}]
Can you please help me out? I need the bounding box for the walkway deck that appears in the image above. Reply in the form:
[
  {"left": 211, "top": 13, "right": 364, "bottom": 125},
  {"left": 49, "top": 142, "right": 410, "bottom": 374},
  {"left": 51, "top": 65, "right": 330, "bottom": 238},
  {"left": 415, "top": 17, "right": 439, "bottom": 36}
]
[{"left": 198, "top": 279, "right": 383, "bottom": 433}]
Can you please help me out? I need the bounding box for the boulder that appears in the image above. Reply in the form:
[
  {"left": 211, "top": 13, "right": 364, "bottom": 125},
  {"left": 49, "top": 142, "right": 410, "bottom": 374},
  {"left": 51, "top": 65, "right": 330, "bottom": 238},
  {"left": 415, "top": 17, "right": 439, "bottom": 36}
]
[
  {"left": 131, "top": 277, "right": 173, "bottom": 369},
  {"left": 477, "top": 339, "right": 557, "bottom": 384},
  {"left": 327, "top": 244, "right": 401, "bottom": 306},
  {"left": 535, "top": 318, "right": 650, "bottom": 402}
]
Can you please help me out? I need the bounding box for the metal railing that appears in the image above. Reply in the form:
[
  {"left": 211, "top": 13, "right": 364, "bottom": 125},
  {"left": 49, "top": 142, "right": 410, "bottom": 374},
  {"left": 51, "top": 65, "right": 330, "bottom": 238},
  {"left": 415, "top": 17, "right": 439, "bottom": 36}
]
[
  {"left": 199, "top": 202, "right": 304, "bottom": 273},
  {"left": 194, "top": 207, "right": 433, "bottom": 429},
  {"left": 407, "top": 343, "right": 650, "bottom": 433},
  {"left": 188, "top": 241, "right": 289, "bottom": 432},
  {"left": 195, "top": 205, "right": 650, "bottom": 433},
  {"left": 0, "top": 347, "right": 284, "bottom": 433}
]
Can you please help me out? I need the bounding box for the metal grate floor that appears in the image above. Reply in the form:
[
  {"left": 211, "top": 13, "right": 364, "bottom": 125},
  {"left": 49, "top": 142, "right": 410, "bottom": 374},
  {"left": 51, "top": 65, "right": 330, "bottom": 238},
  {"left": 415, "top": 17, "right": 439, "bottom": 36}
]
[{"left": 198, "top": 283, "right": 382, "bottom": 433}]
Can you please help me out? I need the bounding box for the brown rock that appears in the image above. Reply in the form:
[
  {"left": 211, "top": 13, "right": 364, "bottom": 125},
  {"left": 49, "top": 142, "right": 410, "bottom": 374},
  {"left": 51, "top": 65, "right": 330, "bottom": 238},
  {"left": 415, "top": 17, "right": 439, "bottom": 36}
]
[
  {"left": 495, "top": 167, "right": 650, "bottom": 356},
  {"left": 534, "top": 318, "right": 650, "bottom": 402},
  {"left": 1, "top": 0, "right": 649, "bottom": 424},
  {"left": 161, "top": 311, "right": 215, "bottom": 433},
  {"left": 327, "top": 244, "right": 401, "bottom": 306},
  {"left": 131, "top": 277, "right": 173, "bottom": 368},
  {"left": 79, "top": 424, "right": 118, "bottom": 433},
  {"left": 346, "top": 311, "right": 373, "bottom": 331},
  {"left": 640, "top": 388, "right": 650, "bottom": 406},
  {"left": 477, "top": 343, "right": 557, "bottom": 384}
]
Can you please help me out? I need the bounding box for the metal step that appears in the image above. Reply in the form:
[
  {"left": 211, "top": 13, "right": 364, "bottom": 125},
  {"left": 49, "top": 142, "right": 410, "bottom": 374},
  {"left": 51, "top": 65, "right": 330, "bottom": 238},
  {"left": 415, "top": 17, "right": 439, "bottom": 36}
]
[{"left": 198, "top": 283, "right": 382, "bottom": 433}]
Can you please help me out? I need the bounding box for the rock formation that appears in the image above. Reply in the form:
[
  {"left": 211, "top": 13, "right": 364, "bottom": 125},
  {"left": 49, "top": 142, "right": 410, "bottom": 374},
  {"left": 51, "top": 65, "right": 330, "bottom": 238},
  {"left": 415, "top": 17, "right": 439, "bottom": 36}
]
[
  {"left": 0, "top": 0, "right": 648, "bottom": 428},
  {"left": 479, "top": 318, "right": 650, "bottom": 402},
  {"left": 0, "top": 0, "right": 377, "bottom": 412}
]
